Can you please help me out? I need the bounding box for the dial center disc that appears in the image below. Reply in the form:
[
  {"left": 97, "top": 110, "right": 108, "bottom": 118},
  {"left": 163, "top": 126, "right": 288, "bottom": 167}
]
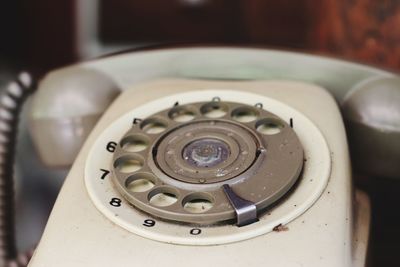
[
  {"left": 183, "top": 138, "right": 230, "bottom": 168},
  {"left": 154, "top": 120, "right": 259, "bottom": 184}
]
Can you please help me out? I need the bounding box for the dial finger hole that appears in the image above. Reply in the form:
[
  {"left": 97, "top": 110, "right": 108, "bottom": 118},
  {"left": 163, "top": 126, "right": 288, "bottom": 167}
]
[
  {"left": 200, "top": 102, "right": 228, "bottom": 118},
  {"left": 182, "top": 193, "right": 214, "bottom": 213},
  {"left": 168, "top": 106, "right": 197, "bottom": 122},
  {"left": 148, "top": 187, "right": 179, "bottom": 207},
  {"left": 256, "top": 118, "right": 284, "bottom": 135},
  {"left": 125, "top": 173, "right": 156, "bottom": 193},
  {"left": 140, "top": 117, "right": 168, "bottom": 134},
  {"left": 120, "top": 134, "right": 150, "bottom": 152},
  {"left": 114, "top": 155, "right": 144, "bottom": 173},
  {"left": 231, "top": 106, "right": 260, "bottom": 123}
]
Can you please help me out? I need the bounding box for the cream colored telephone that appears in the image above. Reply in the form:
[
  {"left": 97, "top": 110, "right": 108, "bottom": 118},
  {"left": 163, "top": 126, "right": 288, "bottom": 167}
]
[{"left": 22, "top": 48, "right": 400, "bottom": 267}]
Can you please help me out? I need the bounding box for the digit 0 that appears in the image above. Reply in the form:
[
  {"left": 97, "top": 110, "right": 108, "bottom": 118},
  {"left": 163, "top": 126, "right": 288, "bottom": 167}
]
[{"left": 190, "top": 228, "right": 202, "bottom": 235}]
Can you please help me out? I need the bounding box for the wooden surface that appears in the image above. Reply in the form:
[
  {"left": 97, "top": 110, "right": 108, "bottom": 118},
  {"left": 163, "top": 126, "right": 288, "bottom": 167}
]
[
  {"left": 310, "top": 0, "right": 400, "bottom": 69},
  {"left": 100, "top": 0, "right": 310, "bottom": 47}
]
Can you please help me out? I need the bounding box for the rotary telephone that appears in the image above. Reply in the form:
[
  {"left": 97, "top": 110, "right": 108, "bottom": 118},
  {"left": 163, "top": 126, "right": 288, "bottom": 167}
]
[{"left": 13, "top": 47, "right": 400, "bottom": 266}]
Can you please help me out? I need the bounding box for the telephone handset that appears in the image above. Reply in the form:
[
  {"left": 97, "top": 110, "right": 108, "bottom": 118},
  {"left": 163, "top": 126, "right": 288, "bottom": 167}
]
[{"left": 25, "top": 48, "right": 400, "bottom": 267}]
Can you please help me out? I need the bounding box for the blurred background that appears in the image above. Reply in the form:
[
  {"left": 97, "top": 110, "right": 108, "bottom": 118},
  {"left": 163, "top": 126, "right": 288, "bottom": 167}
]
[
  {"left": 0, "top": 0, "right": 400, "bottom": 266},
  {"left": 2, "top": 0, "right": 400, "bottom": 73}
]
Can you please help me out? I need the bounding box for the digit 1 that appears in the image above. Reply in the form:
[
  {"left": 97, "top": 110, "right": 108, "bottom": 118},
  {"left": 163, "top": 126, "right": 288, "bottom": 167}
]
[{"left": 133, "top": 118, "right": 142, "bottom": 124}]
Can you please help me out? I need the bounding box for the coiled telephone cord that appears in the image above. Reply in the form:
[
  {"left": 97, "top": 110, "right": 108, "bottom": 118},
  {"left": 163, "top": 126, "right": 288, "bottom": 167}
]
[{"left": 0, "top": 73, "right": 36, "bottom": 267}]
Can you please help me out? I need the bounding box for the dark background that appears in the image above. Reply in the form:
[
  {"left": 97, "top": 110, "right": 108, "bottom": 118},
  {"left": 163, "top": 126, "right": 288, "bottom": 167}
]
[
  {"left": 2, "top": 0, "right": 400, "bottom": 72},
  {"left": 1, "top": 0, "right": 400, "bottom": 266}
]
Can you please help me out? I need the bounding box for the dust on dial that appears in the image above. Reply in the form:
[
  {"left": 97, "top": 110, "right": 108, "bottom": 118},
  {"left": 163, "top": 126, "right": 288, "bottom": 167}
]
[{"left": 111, "top": 98, "right": 304, "bottom": 226}]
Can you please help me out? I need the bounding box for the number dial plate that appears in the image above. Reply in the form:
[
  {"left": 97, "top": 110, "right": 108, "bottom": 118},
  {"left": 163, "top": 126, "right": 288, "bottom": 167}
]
[
  {"left": 85, "top": 90, "right": 331, "bottom": 245},
  {"left": 112, "top": 101, "right": 304, "bottom": 225}
]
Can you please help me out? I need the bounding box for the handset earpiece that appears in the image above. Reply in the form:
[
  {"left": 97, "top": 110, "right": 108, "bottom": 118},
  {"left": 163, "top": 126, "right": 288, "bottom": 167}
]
[
  {"left": 342, "top": 77, "right": 400, "bottom": 179},
  {"left": 29, "top": 68, "right": 120, "bottom": 167}
]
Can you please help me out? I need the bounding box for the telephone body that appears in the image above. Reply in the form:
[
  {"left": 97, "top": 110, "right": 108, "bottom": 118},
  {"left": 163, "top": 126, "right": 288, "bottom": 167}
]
[{"left": 26, "top": 48, "right": 400, "bottom": 267}]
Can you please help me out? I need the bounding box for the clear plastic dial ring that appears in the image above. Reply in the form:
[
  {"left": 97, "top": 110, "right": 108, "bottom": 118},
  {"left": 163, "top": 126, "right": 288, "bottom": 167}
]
[{"left": 84, "top": 90, "right": 331, "bottom": 245}]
